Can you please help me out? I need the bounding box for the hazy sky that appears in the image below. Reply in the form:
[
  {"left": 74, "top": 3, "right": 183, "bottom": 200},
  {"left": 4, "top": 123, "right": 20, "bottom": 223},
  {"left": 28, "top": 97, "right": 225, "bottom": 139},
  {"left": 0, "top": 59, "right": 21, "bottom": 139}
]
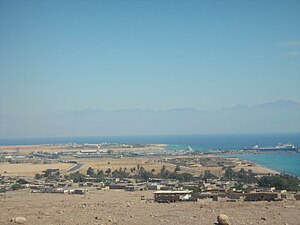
[{"left": 1, "top": 0, "right": 300, "bottom": 116}]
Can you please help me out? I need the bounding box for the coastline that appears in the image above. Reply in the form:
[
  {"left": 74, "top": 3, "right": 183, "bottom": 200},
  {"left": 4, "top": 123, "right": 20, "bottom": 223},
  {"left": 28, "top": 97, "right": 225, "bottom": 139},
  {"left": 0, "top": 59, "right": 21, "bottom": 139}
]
[
  {"left": 165, "top": 145, "right": 292, "bottom": 177},
  {"left": 163, "top": 144, "right": 297, "bottom": 177},
  {"left": 0, "top": 143, "right": 167, "bottom": 153},
  {"left": 1, "top": 143, "right": 298, "bottom": 178},
  {"left": 217, "top": 152, "right": 300, "bottom": 177},
  {"left": 226, "top": 156, "right": 280, "bottom": 175}
]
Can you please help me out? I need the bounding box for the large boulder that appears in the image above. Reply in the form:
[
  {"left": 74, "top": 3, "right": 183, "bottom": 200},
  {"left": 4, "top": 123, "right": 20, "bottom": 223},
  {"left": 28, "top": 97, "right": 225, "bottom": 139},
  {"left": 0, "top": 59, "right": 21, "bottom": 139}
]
[{"left": 217, "top": 214, "right": 230, "bottom": 225}]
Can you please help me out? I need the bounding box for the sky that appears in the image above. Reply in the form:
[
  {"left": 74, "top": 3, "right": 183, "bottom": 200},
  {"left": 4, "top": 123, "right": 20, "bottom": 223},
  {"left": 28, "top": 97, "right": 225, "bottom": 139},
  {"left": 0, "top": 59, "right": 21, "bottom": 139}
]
[{"left": 0, "top": 0, "right": 300, "bottom": 116}]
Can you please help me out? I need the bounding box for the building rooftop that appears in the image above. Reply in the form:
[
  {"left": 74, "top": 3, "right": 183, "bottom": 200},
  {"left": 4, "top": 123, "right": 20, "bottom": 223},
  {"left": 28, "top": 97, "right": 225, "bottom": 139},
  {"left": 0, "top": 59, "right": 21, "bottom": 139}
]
[{"left": 153, "top": 190, "right": 192, "bottom": 194}]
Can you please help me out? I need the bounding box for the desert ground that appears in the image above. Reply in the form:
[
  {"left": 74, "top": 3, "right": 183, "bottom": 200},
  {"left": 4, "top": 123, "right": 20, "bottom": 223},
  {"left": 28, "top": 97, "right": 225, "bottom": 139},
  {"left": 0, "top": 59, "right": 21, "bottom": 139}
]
[
  {"left": 0, "top": 163, "right": 72, "bottom": 177},
  {"left": 76, "top": 157, "right": 176, "bottom": 175},
  {"left": 0, "top": 145, "right": 63, "bottom": 154},
  {"left": 0, "top": 155, "right": 278, "bottom": 179},
  {"left": 76, "top": 155, "right": 278, "bottom": 177},
  {"left": 0, "top": 144, "right": 280, "bottom": 178},
  {"left": 0, "top": 189, "right": 299, "bottom": 225},
  {"left": 0, "top": 144, "right": 166, "bottom": 154}
]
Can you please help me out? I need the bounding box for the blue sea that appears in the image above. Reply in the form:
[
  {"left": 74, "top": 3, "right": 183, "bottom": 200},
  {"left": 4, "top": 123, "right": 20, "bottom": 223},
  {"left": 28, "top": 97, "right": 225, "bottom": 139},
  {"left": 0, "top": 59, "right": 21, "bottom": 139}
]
[{"left": 0, "top": 133, "right": 299, "bottom": 177}]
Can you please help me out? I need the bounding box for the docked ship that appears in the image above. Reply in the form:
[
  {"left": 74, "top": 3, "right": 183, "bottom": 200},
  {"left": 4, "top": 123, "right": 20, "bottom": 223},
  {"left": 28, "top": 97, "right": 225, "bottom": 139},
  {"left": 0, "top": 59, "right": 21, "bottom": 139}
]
[
  {"left": 244, "top": 143, "right": 297, "bottom": 151},
  {"left": 187, "top": 146, "right": 193, "bottom": 151}
]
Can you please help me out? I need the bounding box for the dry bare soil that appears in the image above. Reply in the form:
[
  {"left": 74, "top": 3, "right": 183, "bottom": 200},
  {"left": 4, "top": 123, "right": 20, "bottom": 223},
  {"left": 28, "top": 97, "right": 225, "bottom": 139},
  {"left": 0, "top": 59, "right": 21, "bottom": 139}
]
[
  {"left": 1, "top": 189, "right": 299, "bottom": 225},
  {"left": 0, "top": 163, "right": 72, "bottom": 177}
]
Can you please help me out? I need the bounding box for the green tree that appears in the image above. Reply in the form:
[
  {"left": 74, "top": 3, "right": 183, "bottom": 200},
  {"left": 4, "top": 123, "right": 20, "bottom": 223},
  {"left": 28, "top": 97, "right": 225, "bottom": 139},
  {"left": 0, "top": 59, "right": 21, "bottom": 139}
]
[
  {"left": 11, "top": 183, "right": 22, "bottom": 190},
  {"left": 202, "top": 170, "right": 217, "bottom": 181},
  {"left": 97, "top": 170, "right": 105, "bottom": 178},
  {"left": 16, "top": 178, "right": 28, "bottom": 184},
  {"left": 135, "top": 167, "right": 154, "bottom": 180},
  {"left": 112, "top": 169, "right": 130, "bottom": 178},
  {"left": 258, "top": 174, "right": 299, "bottom": 191},
  {"left": 87, "top": 167, "right": 95, "bottom": 177},
  {"left": 176, "top": 173, "right": 193, "bottom": 182},
  {"left": 35, "top": 173, "right": 42, "bottom": 180},
  {"left": 174, "top": 165, "right": 181, "bottom": 172},
  {"left": 105, "top": 168, "right": 112, "bottom": 177},
  {"left": 159, "top": 165, "right": 169, "bottom": 178},
  {"left": 224, "top": 167, "right": 235, "bottom": 180},
  {"left": 69, "top": 171, "right": 86, "bottom": 183},
  {"left": 234, "top": 182, "right": 244, "bottom": 190}
]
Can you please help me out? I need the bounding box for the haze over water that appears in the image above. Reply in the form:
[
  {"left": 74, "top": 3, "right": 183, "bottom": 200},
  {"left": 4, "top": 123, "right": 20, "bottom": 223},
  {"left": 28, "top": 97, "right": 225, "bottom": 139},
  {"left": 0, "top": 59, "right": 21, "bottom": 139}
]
[{"left": 0, "top": 133, "right": 299, "bottom": 149}]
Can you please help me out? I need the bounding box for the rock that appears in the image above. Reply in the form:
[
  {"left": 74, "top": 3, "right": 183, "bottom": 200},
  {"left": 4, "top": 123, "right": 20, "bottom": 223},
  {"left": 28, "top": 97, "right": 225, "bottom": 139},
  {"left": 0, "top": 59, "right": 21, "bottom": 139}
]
[
  {"left": 10, "top": 217, "right": 26, "bottom": 224},
  {"left": 261, "top": 217, "right": 267, "bottom": 221},
  {"left": 107, "top": 217, "right": 116, "bottom": 223},
  {"left": 217, "top": 214, "right": 230, "bottom": 225}
]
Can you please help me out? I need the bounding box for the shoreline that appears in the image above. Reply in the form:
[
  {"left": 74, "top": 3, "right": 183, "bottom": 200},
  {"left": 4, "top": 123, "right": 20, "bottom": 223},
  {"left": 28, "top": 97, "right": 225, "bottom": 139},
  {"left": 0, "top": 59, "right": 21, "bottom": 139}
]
[
  {"left": 225, "top": 156, "right": 280, "bottom": 175},
  {"left": 163, "top": 144, "right": 298, "bottom": 177},
  {"left": 216, "top": 152, "right": 299, "bottom": 178},
  {"left": 0, "top": 143, "right": 298, "bottom": 178}
]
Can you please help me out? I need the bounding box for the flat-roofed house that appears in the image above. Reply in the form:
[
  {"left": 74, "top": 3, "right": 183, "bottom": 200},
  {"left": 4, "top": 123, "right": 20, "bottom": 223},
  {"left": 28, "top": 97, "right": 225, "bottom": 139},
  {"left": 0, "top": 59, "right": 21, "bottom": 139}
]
[
  {"left": 244, "top": 192, "right": 279, "bottom": 201},
  {"left": 153, "top": 190, "right": 192, "bottom": 203}
]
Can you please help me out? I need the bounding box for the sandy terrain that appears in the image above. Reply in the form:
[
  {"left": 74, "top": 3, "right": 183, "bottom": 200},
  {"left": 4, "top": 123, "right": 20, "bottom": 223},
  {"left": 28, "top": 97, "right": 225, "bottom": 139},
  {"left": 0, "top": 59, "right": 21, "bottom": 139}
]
[
  {"left": 75, "top": 155, "right": 278, "bottom": 177},
  {"left": 235, "top": 163, "right": 279, "bottom": 175},
  {"left": 0, "top": 144, "right": 166, "bottom": 154},
  {"left": 0, "top": 145, "right": 63, "bottom": 154},
  {"left": 76, "top": 157, "right": 176, "bottom": 175},
  {"left": 0, "top": 144, "right": 279, "bottom": 178},
  {"left": 0, "top": 155, "right": 277, "bottom": 178},
  {"left": 0, "top": 163, "right": 72, "bottom": 177},
  {"left": 0, "top": 189, "right": 299, "bottom": 225},
  {"left": 111, "top": 144, "right": 166, "bottom": 152}
]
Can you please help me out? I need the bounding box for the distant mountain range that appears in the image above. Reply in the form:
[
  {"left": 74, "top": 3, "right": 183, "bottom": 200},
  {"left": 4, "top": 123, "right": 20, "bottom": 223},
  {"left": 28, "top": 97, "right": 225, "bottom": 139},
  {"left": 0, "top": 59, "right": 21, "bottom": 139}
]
[{"left": 1, "top": 100, "right": 299, "bottom": 138}]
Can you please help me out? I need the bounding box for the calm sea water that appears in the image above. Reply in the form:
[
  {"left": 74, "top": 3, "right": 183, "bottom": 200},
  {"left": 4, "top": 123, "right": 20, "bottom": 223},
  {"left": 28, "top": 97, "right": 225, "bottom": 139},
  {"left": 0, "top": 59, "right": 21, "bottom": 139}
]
[
  {"left": 1, "top": 133, "right": 299, "bottom": 148},
  {"left": 0, "top": 133, "right": 299, "bottom": 176}
]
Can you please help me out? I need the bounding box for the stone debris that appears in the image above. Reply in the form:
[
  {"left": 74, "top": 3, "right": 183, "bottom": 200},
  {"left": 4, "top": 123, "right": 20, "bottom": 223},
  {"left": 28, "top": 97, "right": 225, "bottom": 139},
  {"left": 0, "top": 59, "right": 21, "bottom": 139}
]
[
  {"left": 217, "top": 214, "right": 230, "bottom": 225},
  {"left": 95, "top": 216, "right": 101, "bottom": 220},
  {"left": 2, "top": 189, "right": 300, "bottom": 225},
  {"left": 10, "top": 217, "right": 26, "bottom": 224}
]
